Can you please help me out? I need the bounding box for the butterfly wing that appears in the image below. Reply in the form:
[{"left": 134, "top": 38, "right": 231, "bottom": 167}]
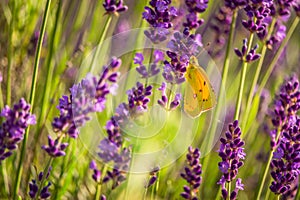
[
  {"left": 196, "top": 66, "right": 217, "bottom": 112},
  {"left": 184, "top": 56, "right": 217, "bottom": 118},
  {"left": 184, "top": 75, "right": 203, "bottom": 118}
]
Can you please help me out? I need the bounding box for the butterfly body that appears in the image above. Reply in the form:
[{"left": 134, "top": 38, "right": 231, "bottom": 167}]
[{"left": 184, "top": 56, "right": 217, "bottom": 118}]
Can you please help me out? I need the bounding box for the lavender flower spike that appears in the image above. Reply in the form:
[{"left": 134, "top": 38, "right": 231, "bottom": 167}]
[
  {"left": 217, "top": 120, "right": 246, "bottom": 200},
  {"left": 181, "top": 146, "right": 202, "bottom": 200},
  {"left": 269, "top": 75, "right": 300, "bottom": 196},
  {"left": 0, "top": 98, "right": 36, "bottom": 161},
  {"left": 44, "top": 57, "right": 122, "bottom": 157},
  {"left": 103, "top": 0, "right": 128, "bottom": 14},
  {"left": 134, "top": 50, "right": 163, "bottom": 79},
  {"left": 29, "top": 167, "right": 52, "bottom": 199},
  {"left": 234, "top": 39, "right": 261, "bottom": 62},
  {"left": 143, "top": 0, "right": 178, "bottom": 43},
  {"left": 183, "top": 0, "right": 209, "bottom": 31},
  {"left": 157, "top": 82, "right": 182, "bottom": 110}
]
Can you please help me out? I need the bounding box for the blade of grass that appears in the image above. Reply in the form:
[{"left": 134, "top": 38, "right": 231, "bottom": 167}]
[
  {"left": 6, "top": 0, "right": 15, "bottom": 106},
  {"left": 13, "top": 0, "right": 52, "bottom": 198}
]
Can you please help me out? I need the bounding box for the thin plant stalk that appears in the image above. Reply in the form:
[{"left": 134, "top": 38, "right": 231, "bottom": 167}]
[
  {"left": 227, "top": 182, "right": 231, "bottom": 200},
  {"left": 265, "top": 186, "right": 271, "bottom": 200},
  {"left": 94, "top": 165, "right": 107, "bottom": 200},
  {"left": 124, "top": 48, "right": 155, "bottom": 199},
  {"left": 94, "top": 183, "right": 101, "bottom": 200},
  {"left": 234, "top": 33, "right": 254, "bottom": 120},
  {"left": 35, "top": 0, "right": 62, "bottom": 147},
  {"left": 121, "top": 19, "right": 146, "bottom": 99},
  {"left": 27, "top": 2, "right": 63, "bottom": 187},
  {"left": 241, "top": 18, "right": 276, "bottom": 132},
  {"left": 0, "top": 83, "right": 3, "bottom": 108},
  {"left": 6, "top": 0, "right": 15, "bottom": 106},
  {"left": 13, "top": 0, "right": 52, "bottom": 198},
  {"left": 89, "top": 15, "right": 112, "bottom": 72},
  {"left": 256, "top": 128, "right": 282, "bottom": 200},
  {"left": 201, "top": 9, "right": 238, "bottom": 185},
  {"left": 0, "top": 161, "right": 9, "bottom": 196}
]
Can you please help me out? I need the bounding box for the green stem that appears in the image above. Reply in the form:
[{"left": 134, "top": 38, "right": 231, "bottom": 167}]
[
  {"left": 257, "top": 17, "right": 299, "bottom": 94},
  {"left": 95, "top": 165, "right": 107, "bottom": 200},
  {"left": 256, "top": 128, "right": 282, "bottom": 200},
  {"left": 94, "top": 183, "right": 101, "bottom": 200},
  {"left": 227, "top": 182, "right": 231, "bottom": 200},
  {"left": 13, "top": 0, "right": 52, "bottom": 199},
  {"left": 145, "top": 48, "right": 154, "bottom": 87},
  {"left": 143, "top": 187, "right": 148, "bottom": 200},
  {"left": 201, "top": 9, "right": 238, "bottom": 192},
  {"left": 6, "top": 0, "right": 15, "bottom": 106},
  {"left": 35, "top": 0, "right": 62, "bottom": 146},
  {"left": 215, "top": 186, "right": 222, "bottom": 200},
  {"left": 0, "top": 83, "right": 3, "bottom": 109},
  {"left": 0, "top": 161, "right": 9, "bottom": 196},
  {"left": 89, "top": 15, "right": 112, "bottom": 72},
  {"left": 241, "top": 18, "right": 276, "bottom": 132},
  {"left": 265, "top": 185, "right": 271, "bottom": 200},
  {"left": 234, "top": 33, "right": 254, "bottom": 120},
  {"left": 295, "top": 178, "right": 300, "bottom": 199},
  {"left": 154, "top": 172, "right": 160, "bottom": 200}
]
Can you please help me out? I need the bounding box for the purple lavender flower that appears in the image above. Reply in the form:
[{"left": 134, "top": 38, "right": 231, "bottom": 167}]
[
  {"left": 162, "top": 52, "right": 187, "bottom": 84},
  {"left": 91, "top": 80, "right": 153, "bottom": 190},
  {"left": 217, "top": 120, "right": 246, "bottom": 200},
  {"left": 269, "top": 75, "right": 300, "bottom": 149},
  {"left": 162, "top": 31, "right": 203, "bottom": 85},
  {"left": 268, "top": 75, "right": 300, "bottom": 196},
  {"left": 294, "top": 1, "right": 300, "bottom": 16},
  {"left": 103, "top": 0, "right": 128, "bottom": 14},
  {"left": 41, "top": 135, "right": 68, "bottom": 157},
  {"left": 269, "top": 0, "right": 296, "bottom": 17},
  {"left": 157, "top": 82, "right": 182, "bottom": 110},
  {"left": 0, "top": 98, "right": 36, "bottom": 161},
  {"left": 44, "top": 57, "right": 121, "bottom": 157},
  {"left": 167, "top": 31, "right": 203, "bottom": 58},
  {"left": 145, "top": 166, "right": 159, "bottom": 188},
  {"left": 29, "top": 168, "right": 52, "bottom": 199},
  {"left": 242, "top": 1, "right": 271, "bottom": 36},
  {"left": 102, "top": 147, "right": 131, "bottom": 189},
  {"left": 209, "top": 6, "right": 233, "bottom": 58},
  {"left": 224, "top": 0, "right": 248, "bottom": 10},
  {"left": 234, "top": 39, "right": 261, "bottom": 62},
  {"left": 143, "top": 0, "right": 178, "bottom": 43},
  {"left": 125, "top": 82, "right": 153, "bottom": 118},
  {"left": 270, "top": 117, "right": 300, "bottom": 195},
  {"left": 180, "top": 146, "right": 202, "bottom": 200},
  {"left": 183, "top": 0, "right": 209, "bottom": 30},
  {"left": 90, "top": 160, "right": 101, "bottom": 183},
  {"left": 134, "top": 50, "right": 164, "bottom": 79},
  {"left": 52, "top": 57, "right": 121, "bottom": 139},
  {"left": 266, "top": 22, "right": 286, "bottom": 49}
]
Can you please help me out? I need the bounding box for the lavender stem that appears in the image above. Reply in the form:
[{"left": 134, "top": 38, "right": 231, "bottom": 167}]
[
  {"left": 201, "top": 9, "right": 238, "bottom": 182},
  {"left": 6, "top": 0, "right": 15, "bottom": 106},
  {"left": 90, "top": 15, "right": 113, "bottom": 72},
  {"left": 234, "top": 32, "right": 254, "bottom": 121},
  {"left": 256, "top": 127, "right": 282, "bottom": 200},
  {"left": 241, "top": 18, "right": 277, "bottom": 133},
  {"left": 13, "top": 0, "right": 52, "bottom": 198}
]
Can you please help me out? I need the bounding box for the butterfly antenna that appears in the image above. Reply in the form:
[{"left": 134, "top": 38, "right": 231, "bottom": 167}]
[{"left": 194, "top": 42, "right": 211, "bottom": 58}]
